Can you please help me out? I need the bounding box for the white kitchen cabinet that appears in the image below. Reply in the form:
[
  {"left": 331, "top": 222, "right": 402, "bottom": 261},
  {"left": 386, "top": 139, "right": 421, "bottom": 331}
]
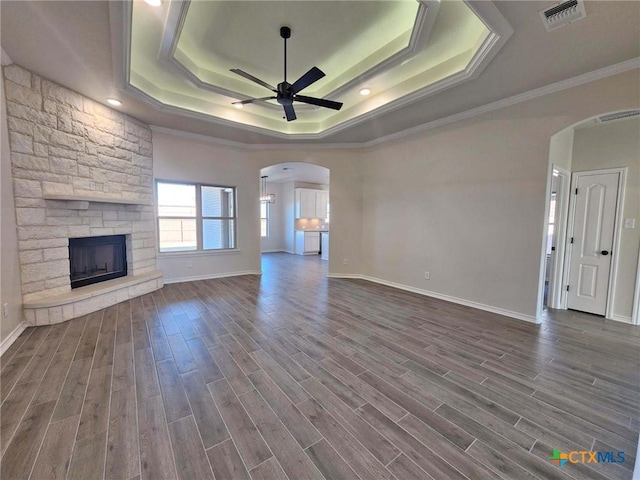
[
  {"left": 295, "top": 188, "right": 328, "bottom": 219},
  {"left": 315, "top": 190, "right": 329, "bottom": 219},
  {"left": 295, "top": 231, "right": 320, "bottom": 255},
  {"left": 321, "top": 232, "right": 329, "bottom": 261}
]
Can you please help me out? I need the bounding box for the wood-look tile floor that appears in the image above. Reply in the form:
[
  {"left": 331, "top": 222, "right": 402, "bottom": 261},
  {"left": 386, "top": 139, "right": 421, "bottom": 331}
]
[{"left": 1, "top": 252, "right": 638, "bottom": 480}]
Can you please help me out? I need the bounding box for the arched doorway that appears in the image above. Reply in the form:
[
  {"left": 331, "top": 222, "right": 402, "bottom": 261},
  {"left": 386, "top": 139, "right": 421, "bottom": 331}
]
[
  {"left": 537, "top": 110, "right": 640, "bottom": 324},
  {"left": 258, "top": 162, "right": 331, "bottom": 262}
]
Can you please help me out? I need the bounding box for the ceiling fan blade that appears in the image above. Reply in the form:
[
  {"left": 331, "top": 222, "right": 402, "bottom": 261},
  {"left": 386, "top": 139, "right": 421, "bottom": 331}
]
[
  {"left": 283, "top": 103, "right": 297, "bottom": 121},
  {"left": 230, "top": 69, "right": 277, "bottom": 92},
  {"left": 290, "top": 66, "right": 325, "bottom": 94},
  {"left": 294, "top": 95, "right": 343, "bottom": 111},
  {"left": 232, "top": 96, "right": 276, "bottom": 105}
]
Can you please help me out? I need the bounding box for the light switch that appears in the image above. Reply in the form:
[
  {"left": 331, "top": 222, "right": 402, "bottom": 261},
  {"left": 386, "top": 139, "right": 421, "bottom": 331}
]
[{"left": 624, "top": 218, "right": 635, "bottom": 229}]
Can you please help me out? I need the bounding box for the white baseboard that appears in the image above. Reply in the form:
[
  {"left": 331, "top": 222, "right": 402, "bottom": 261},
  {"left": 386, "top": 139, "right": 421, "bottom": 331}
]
[
  {"left": 327, "top": 273, "right": 364, "bottom": 279},
  {"left": 610, "top": 314, "right": 633, "bottom": 324},
  {"left": 328, "top": 273, "right": 538, "bottom": 324},
  {"left": 261, "top": 250, "right": 286, "bottom": 253},
  {"left": 163, "top": 270, "right": 261, "bottom": 284},
  {"left": 0, "top": 321, "right": 27, "bottom": 356}
]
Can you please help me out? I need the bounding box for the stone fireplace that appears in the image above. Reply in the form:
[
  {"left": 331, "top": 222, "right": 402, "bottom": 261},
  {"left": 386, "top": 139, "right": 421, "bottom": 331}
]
[{"left": 3, "top": 64, "right": 163, "bottom": 326}]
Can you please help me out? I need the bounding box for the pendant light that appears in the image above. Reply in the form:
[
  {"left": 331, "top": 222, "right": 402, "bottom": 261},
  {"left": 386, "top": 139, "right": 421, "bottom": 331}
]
[{"left": 260, "top": 176, "right": 275, "bottom": 204}]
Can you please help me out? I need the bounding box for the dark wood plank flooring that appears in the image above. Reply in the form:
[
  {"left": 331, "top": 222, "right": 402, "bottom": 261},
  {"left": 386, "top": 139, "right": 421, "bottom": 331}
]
[{"left": 1, "top": 252, "right": 638, "bottom": 479}]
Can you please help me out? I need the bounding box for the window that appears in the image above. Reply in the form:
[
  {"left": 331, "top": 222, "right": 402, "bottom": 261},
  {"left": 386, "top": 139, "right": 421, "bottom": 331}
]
[
  {"left": 260, "top": 201, "right": 269, "bottom": 237},
  {"left": 157, "top": 181, "right": 236, "bottom": 253}
]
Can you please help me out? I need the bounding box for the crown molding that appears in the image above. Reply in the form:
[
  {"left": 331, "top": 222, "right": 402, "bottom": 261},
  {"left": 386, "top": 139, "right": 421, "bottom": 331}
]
[
  {"left": 149, "top": 125, "right": 362, "bottom": 151},
  {"left": 151, "top": 57, "right": 640, "bottom": 151},
  {"left": 360, "top": 56, "right": 640, "bottom": 148}
]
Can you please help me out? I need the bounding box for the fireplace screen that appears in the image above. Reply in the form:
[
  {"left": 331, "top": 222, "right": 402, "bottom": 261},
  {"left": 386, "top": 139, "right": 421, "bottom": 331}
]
[{"left": 69, "top": 235, "right": 127, "bottom": 289}]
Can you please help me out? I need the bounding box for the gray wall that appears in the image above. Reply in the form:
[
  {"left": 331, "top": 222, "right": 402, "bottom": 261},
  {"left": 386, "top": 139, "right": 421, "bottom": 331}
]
[
  {"left": 360, "top": 70, "right": 639, "bottom": 322},
  {"left": 1, "top": 67, "right": 25, "bottom": 344}
]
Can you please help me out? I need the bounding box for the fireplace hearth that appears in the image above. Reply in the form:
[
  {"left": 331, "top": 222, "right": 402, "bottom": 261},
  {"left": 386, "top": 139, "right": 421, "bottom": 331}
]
[{"left": 69, "top": 235, "right": 127, "bottom": 289}]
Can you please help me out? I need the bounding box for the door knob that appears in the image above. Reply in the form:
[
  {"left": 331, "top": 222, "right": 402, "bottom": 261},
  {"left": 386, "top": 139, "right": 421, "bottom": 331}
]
[{"left": 600, "top": 250, "right": 609, "bottom": 256}]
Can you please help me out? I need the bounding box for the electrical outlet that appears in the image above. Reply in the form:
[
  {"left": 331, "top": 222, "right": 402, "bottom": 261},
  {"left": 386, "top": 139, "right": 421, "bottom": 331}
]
[
  {"left": 424, "top": 271, "right": 430, "bottom": 280},
  {"left": 3, "top": 303, "right": 9, "bottom": 318},
  {"left": 89, "top": 181, "right": 96, "bottom": 190},
  {"left": 343, "top": 258, "right": 348, "bottom": 265},
  {"left": 103, "top": 183, "right": 109, "bottom": 192},
  {"left": 186, "top": 260, "right": 193, "bottom": 268}
]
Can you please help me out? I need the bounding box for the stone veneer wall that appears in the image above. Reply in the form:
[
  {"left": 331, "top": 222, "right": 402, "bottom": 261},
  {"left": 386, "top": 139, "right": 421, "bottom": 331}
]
[{"left": 3, "top": 64, "right": 161, "bottom": 323}]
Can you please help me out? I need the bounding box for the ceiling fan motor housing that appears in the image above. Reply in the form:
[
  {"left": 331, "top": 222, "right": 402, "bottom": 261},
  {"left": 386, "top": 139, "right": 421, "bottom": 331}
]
[{"left": 277, "top": 82, "right": 294, "bottom": 105}]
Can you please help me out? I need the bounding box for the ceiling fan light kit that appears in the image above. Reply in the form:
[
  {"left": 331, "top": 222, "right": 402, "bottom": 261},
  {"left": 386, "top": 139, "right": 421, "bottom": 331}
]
[{"left": 231, "top": 26, "right": 343, "bottom": 122}]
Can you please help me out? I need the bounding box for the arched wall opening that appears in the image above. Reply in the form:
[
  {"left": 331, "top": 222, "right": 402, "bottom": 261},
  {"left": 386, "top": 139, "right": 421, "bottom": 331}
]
[
  {"left": 537, "top": 110, "right": 640, "bottom": 324},
  {"left": 258, "top": 162, "right": 331, "bottom": 260}
]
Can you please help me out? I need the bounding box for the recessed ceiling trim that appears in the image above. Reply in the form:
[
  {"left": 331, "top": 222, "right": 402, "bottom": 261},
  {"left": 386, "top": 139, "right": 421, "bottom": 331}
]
[
  {"left": 284, "top": 0, "right": 515, "bottom": 141},
  {"left": 126, "top": 83, "right": 299, "bottom": 140},
  {"left": 309, "top": 0, "right": 440, "bottom": 101},
  {"left": 159, "top": 0, "right": 188, "bottom": 61},
  {"left": 108, "top": 0, "right": 130, "bottom": 89},
  {"left": 464, "top": 1, "right": 513, "bottom": 72},
  {"left": 157, "top": 0, "right": 310, "bottom": 113},
  {"left": 119, "top": 0, "right": 513, "bottom": 138},
  {"left": 157, "top": 0, "right": 436, "bottom": 112},
  {"left": 150, "top": 57, "right": 640, "bottom": 150}
]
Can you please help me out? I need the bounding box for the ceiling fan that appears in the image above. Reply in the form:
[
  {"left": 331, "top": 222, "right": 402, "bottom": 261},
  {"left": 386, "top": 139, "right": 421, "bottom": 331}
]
[{"left": 230, "top": 26, "right": 343, "bottom": 121}]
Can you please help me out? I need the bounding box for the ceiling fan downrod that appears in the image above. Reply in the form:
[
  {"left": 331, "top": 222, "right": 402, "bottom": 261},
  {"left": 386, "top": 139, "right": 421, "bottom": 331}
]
[
  {"left": 229, "top": 25, "right": 343, "bottom": 121},
  {"left": 281, "top": 26, "right": 290, "bottom": 84}
]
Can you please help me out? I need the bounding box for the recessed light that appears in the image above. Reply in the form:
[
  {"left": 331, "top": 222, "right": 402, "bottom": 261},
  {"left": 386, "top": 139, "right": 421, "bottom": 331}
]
[
  {"left": 359, "top": 88, "right": 371, "bottom": 96},
  {"left": 107, "top": 98, "right": 122, "bottom": 106},
  {"left": 234, "top": 103, "right": 243, "bottom": 109},
  {"left": 144, "top": 0, "right": 163, "bottom": 6}
]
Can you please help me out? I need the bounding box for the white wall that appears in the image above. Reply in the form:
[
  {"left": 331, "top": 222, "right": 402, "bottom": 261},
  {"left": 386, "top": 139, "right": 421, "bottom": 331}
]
[
  {"left": 572, "top": 118, "right": 640, "bottom": 320},
  {"left": 548, "top": 128, "right": 574, "bottom": 171},
  {"left": 0, "top": 69, "right": 24, "bottom": 344},
  {"left": 153, "top": 131, "right": 262, "bottom": 282},
  {"left": 260, "top": 181, "right": 285, "bottom": 252},
  {"left": 282, "top": 182, "right": 295, "bottom": 253},
  {"left": 361, "top": 70, "right": 640, "bottom": 322}
]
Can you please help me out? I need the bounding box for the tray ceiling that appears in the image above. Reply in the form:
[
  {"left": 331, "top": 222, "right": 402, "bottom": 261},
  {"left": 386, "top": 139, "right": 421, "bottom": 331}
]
[
  {"left": 123, "top": 0, "right": 508, "bottom": 138},
  {"left": 3, "top": 1, "right": 638, "bottom": 145}
]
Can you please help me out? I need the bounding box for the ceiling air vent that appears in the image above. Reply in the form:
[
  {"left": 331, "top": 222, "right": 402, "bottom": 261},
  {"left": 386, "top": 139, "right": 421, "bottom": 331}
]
[
  {"left": 597, "top": 110, "right": 640, "bottom": 123},
  {"left": 540, "top": 0, "right": 586, "bottom": 31}
]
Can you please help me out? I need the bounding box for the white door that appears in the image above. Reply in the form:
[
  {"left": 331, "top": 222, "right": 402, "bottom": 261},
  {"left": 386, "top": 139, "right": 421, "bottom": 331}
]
[{"left": 567, "top": 172, "right": 619, "bottom": 315}]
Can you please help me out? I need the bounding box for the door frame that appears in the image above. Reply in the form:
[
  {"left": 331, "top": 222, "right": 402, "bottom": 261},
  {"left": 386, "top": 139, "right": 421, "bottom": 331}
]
[
  {"left": 547, "top": 165, "right": 571, "bottom": 309},
  {"left": 633, "top": 245, "right": 640, "bottom": 325},
  {"left": 561, "top": 167, "right": 627, "bottom": 318}
]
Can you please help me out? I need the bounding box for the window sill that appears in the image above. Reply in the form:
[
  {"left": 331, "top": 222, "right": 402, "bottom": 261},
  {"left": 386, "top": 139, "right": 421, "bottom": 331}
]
[{"left": 158, "top": 249, "right": 241, "bottom": 259}]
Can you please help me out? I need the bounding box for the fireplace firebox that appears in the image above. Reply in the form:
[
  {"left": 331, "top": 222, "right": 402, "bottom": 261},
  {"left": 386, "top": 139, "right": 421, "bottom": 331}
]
[{"left": 69, "top": 235, "right": 127, "bottom": 289}]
